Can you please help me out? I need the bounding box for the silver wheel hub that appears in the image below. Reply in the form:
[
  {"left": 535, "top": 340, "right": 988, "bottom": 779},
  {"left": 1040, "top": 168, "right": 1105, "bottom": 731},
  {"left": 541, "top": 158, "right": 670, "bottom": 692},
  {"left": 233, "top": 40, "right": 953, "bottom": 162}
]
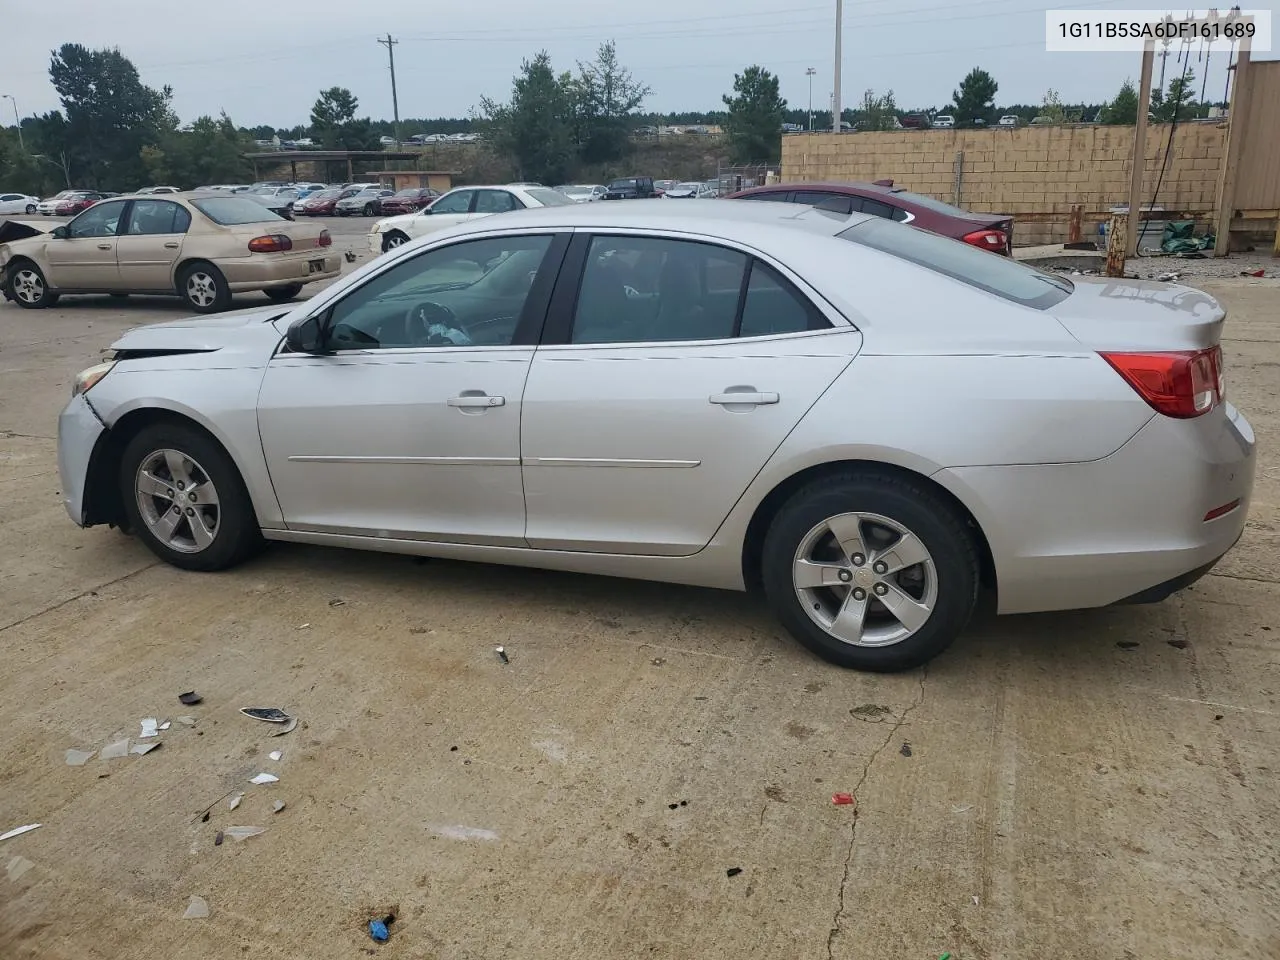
[
  {"left": 13, "top": 269, "right": 43, "bottom": 303},
  {"left": 186, "top": 272, "right": 216, "bottom": 306},
  {"left": 792, "top": 511, "right": 937, "bottom": 648},
  {"left": 135, "top": 449, "right": 220, "bottom": 553}
]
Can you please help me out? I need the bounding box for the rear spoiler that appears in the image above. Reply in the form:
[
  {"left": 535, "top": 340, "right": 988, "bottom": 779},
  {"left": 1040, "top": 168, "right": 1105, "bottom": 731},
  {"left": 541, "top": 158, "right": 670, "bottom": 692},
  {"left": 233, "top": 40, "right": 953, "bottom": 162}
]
[{"left": 0, "top": 219, "right": 50, "bottom": 245}]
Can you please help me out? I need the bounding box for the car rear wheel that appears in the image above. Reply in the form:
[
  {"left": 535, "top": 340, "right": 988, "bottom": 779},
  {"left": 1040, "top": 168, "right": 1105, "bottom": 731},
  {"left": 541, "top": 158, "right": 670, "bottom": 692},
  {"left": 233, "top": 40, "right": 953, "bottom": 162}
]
[
  {"left": 178, "top": 261, "right": 232, "bottom": 313},
  {"left": 264, "top": 283, "right": 304, "bottom": 302},
  {"left": 363, "top": 203, "right": 376, "bottom": 216},
  {"left": 382, "top": 230, "right": 410, "bottom": 252},
  {"left": 119, "top": 423, "right": 262, "bottom": 571},
  {"left": 7, "top": 261, "right": 59, "bottom": 309},
  {"left": 761, "top": 470, "right": 979, "bottom": 671}
]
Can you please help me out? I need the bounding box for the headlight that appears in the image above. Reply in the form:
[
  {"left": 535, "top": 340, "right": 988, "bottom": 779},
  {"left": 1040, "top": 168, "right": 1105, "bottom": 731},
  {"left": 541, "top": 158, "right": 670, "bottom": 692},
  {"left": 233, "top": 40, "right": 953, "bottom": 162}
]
[{"left": 73, "top": 360, "right": 115, "bottom": 397}]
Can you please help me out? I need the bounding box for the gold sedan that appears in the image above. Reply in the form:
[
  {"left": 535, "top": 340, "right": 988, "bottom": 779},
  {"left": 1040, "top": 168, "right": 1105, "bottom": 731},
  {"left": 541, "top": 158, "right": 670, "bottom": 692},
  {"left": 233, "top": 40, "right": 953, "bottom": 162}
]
[{"left": 0, "top": 192, "right": 341, "bottom": 313}]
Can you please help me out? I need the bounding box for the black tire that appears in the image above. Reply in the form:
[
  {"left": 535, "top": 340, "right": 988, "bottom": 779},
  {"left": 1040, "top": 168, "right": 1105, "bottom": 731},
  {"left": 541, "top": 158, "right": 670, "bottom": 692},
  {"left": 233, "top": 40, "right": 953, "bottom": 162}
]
[
  {"left": 363, "top": 203, "right": 375, "bottom": 216},
  {"left": 760, "top": 470, "right": 979, "bottom": 672},
  {"left": 119, "top": 422, "right": 262, "bottom": 572},
  {"left": 177, "top": 261, "right": 232, "bottom": 313},
  {"left": 24, "top": 204, "right": 36, "bottom": 214},
  {"left": 264, "top": 283, "right": 303, "bottom": 302},
  {"left": 337, "top": 209, "right": 349, "bottom": 217},
  {"left": 6, "top": 259, "right": 59, "bottom": 308},
  {"left": 381, "top": 230, "right": 410, "bottom": 253}
]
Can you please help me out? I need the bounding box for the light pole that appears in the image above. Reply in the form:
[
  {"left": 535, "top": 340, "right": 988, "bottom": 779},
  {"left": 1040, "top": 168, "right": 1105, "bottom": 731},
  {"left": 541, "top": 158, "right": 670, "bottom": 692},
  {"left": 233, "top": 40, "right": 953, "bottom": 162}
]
[
  {"left": 832, "top": 0, "right": 843, "bottom": 131},
  {"left": 2, "top": 95, "right": 22, "bottom": 151},
  {"left": 806, "top": 67, "right": 816, "bottom": 131}
]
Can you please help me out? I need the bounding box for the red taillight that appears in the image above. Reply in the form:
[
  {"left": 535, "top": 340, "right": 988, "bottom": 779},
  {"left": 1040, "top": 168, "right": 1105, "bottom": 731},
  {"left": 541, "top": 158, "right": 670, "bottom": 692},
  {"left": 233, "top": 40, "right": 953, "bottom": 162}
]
[
  {"left": 962, "top": 228, "right": 1007, "bottom": 252},
  {"left": 1203, "top": 499, "right": 1241, "bottom": 522},
  {"left": 318, "top": 230, "right": 332, "bottom": 247},
  {"left": 247, "top": 234, "right": 292, "bottom": 253},
  {"left": 1100, "top": 346, "right": 1224, "bottom": 419}
]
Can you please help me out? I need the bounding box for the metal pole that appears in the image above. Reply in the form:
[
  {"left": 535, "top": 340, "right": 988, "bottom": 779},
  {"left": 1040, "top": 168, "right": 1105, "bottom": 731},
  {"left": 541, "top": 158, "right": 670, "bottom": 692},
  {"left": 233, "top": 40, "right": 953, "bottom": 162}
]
[
  {"left": 1126, "top": 43, "right": 1156, "bottom": 258},
  {"left": 2, "top": 95, "right": 21, "bottom": 151},
  {"left": 832, "top": 0, "right": 843, "bottom": 132},
  {"left": 806, "top": 67, "right": 816, "bottom": 131},
  {"left": 377, "top": 34, "right": 401, "bottom": 146}
]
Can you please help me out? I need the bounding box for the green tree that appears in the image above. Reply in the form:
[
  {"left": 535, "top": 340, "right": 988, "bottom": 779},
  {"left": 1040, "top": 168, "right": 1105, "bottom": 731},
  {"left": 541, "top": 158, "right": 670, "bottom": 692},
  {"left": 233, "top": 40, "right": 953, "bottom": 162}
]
[
  {"left": 1101, "top": 79, "right": 1139, "bottom": 125},
  {"left": 1040, "top": 88, "right": 1066, "bottom": 124},
  {"left": 141, "top": 113, "right": 253, "bottom": 187},
  {"left": 308, "top": 88, "right": 381, "bottom": 151},
  {"left": 856, "top": 88, "right": 898, "bottom": 131},
  {"left": 952, "top": 67, "right": 998, "bottom": 128},
  {"left": 48, "top": 44, "right": 172, "bottom": 189},
  {"left": 722, "top": 65, "right": 786, "bottom": 163},
  {"left": 479, "top": 52, "right": 577, "bottom": 184},
  {"left": 571, "top": 41, "right": 651, "bottom": 165},
  {"left": 1152, "top": 70, "right": 1198, "bottom": 122}
]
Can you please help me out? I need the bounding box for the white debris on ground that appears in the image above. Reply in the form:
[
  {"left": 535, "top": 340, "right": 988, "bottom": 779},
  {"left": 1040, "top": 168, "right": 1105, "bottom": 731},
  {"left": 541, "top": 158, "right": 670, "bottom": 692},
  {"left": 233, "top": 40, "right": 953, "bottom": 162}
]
[{"left": 1127, "top": 254, "right": 1275, "bottom": 282}]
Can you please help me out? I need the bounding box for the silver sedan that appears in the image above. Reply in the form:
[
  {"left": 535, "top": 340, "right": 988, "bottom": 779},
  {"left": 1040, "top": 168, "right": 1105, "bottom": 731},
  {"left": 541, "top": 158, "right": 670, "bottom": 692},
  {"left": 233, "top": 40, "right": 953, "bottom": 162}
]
[{"left": 56, "top": 200, "right": 1255, "bottom": 671}]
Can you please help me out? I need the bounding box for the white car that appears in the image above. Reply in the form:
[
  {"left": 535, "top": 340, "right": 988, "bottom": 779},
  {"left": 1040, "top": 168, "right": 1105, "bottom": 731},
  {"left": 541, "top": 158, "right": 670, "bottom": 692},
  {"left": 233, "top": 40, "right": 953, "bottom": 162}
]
[
  {"left": 662, "top": 182, "right": 717, "bottom": 199},
  {"left": 55, "top": 200, "right": 1254, "bottom": 672},
  {"left": 0, "top": 193, "right": 40, "bottom": 215},
  {"left": 932, "top": 115, "right": 956, "bottom": 128},
  {"left": 557, "top": 184, "right": 607, "bottom": 203},
  {"left": 998, "top": 115, "right": 1020, "bottom": 127},
  {"left": 369, "top": 184, "right": 574, "bottom": 254}
]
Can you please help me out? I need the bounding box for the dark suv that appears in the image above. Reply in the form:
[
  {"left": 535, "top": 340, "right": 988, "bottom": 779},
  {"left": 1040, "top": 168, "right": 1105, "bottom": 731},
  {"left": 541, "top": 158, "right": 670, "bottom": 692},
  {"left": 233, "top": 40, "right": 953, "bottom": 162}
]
[{"left": 603, "top": 176, "right": 656, "bottom": 200}]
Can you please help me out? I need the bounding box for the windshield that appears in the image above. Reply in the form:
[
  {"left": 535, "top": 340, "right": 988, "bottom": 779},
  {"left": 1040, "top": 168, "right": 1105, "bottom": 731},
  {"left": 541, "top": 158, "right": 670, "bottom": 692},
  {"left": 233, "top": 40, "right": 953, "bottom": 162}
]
[
  {"left": 839, "top": 217, "right": 1071, "bottom": 310},
  {"left": 675, "top": 183, "right": 700, "bottom": 191},
  {"left": 309, "top": 190, "right": 339, "bottom": 200},
  {"left": 608, "top": 179, "right": 638, "bottom": 189},
  {"left": 191, "top": 196, "right": 285, "bottom": 225},
  {"left": 525, "top": 187, "right": 573, "bottom": 207}
]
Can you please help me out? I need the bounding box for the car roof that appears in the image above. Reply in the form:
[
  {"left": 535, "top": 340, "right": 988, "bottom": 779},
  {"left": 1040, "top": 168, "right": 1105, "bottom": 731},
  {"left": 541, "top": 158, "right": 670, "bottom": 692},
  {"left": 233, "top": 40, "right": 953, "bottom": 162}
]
[
  {"left": 462, "top": 197, "right": 873, "bottom": 239},
  {"left": 740, "top": 181, "right": 898, "bottom": 197}
]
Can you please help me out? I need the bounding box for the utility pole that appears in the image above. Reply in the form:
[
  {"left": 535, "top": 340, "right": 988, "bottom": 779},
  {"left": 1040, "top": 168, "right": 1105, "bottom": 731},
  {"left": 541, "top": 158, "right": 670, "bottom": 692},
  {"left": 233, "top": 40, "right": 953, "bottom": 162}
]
[
  {"left": 2, "top": 95, "right": 22, "bottom": 151},
  {"left": 377, "top": 34, "right": 401, "bottom": 147},
  {"left": 806, "top": 67, "right": 816, "bottom": 131},
  {"left": 832, "top": 0, "right": 843, "bottom": 132}
]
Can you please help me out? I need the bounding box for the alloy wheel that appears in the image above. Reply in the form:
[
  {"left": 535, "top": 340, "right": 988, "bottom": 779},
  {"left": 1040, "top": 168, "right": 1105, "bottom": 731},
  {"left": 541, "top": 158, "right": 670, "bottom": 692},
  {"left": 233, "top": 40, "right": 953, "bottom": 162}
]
[
  {"left": 791, "top": 511, "right": 937, "bottom": 647},
  {"left": 185, "top": 272, "right": 218, "bottom": 308},
  {"left": 12, "top": 269, "right": 44, "bottom": 304},
  {"left": 385, "top": 233, "right": 406, "bottom": 249},
  {"left": 135, "top": 448, "right": 221, "bottom": 553}
]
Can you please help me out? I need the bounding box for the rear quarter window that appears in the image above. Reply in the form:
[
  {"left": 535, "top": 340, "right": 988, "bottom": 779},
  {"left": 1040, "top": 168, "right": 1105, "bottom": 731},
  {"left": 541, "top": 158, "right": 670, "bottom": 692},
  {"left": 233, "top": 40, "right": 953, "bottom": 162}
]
[{"left": 839, "top": 218, "right": 1071, "bottom": 310}]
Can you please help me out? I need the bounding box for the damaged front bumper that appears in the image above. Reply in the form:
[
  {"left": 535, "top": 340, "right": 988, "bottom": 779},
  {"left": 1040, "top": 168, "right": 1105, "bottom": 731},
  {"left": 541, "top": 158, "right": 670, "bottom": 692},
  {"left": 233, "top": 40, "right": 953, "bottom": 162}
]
[{"left": 57, "top": 394, "right": 106, "bottom": 526}]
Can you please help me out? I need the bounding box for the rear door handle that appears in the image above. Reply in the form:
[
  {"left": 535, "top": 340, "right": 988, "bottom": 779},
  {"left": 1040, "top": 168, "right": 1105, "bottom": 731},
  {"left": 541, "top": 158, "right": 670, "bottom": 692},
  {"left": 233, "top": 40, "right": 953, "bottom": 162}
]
[
  {"left": 447, "top": 394, "right": 505, "bottom": 408},
  {"left": 710, "top": 391, "right": 779, "bottom": 406},
  {"left": 97, "top": 243, "right": 112, "bottom": 250},
  {"left": 163, "top": 241, "right": 180, "bottom": 249}
]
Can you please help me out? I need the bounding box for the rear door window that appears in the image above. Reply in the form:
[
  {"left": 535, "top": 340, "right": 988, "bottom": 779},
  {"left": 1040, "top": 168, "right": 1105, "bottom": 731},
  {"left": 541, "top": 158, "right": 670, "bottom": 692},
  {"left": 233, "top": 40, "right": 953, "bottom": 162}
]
[{"left": 859, "top": 198, "right": 895, "bottom": 219}]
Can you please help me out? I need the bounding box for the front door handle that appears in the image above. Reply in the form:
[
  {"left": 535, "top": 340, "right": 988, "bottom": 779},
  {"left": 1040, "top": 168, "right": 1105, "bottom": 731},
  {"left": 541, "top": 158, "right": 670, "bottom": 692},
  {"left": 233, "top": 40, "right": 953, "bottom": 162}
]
[
  {"left": 710, "top": 390, "right": 779, "bottom": 406},
  {"left": 163, "top": 241, "right": 180, "bottom": 249},
  {"left": 447, "top": 393, "right": 505, "bottom": 409},
  {"left": 97, "top": 243, "right": 112, "bottom": 250}
]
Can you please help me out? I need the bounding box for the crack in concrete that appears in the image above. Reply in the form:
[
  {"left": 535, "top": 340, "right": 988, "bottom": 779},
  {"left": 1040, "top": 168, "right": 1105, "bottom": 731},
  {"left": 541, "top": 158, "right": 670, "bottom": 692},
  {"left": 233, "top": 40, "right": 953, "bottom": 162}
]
[
  {"left": 1208, "top": 571, "right": 1280, "bottom": 586},
  {"left": 825, "top": 666, "right": 928, "bottom": 960},
  {"left": 0, "top": 562, "right": 159, "bottom": 635},
  {"left": 0, "top": 431, "right": 56, "bottom": 441}
]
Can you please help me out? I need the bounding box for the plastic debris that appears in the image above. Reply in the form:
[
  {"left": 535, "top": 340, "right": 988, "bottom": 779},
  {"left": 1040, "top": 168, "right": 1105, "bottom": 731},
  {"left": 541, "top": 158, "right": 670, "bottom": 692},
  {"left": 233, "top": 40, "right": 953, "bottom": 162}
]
[
  {"left": 1242, "top": 269, "right": 1266, "bottom": 277},
  {"left": 0, "top": 824, "right": 42, "bottom": 842},
  {"left": 495, "top": 645, "right": 510, "bottom": 664},
  {"left": 972, "top": 895, "right": 980, "bottom": 906},
  {"left": 139, "top": 718, "right": 159, "bottom": 739},
  {"left": 297, "top": 623, "right": 311, "bottom": 630},
  {"left": 130, "top": 742, "right": 161, "bottom": 756},
  {"left": 175, "top": 716, "right": 197, "bottom": 727},
  {"left": 369, "top": 919, "right": 390, "bottom": 942},
  {"left": 65, "top": 749, "right": 95, "bottom": 766},
  {"left": 159, "top": 721, "right": 171, "bottom": 731},
  {"left": 899, "top": 742, "right": 913, "bottom": 758},
  {"left": 229, "top": 792, "right": 244, "bottom": 811},
  {"left": 249, "top": 772, "right": 279, "bottom": 785},
  {"left": 183, "top": 895, "right": 209, "bottom": 919},
  {"left": 832, "top": 793, "right": 855, "bottom": 806},
  {"left": 214, "top": 831, "right": 224, "bottom": 846},
  {"left": 224, "top": 826, "right": 266, "bottom": 842},
  {"left": 726, "top": 867, "right": 743, "bottom": 878},
  {"left": 100, "top": 739, "right": 130, "bottom": 760},
  {"left": 328, "top": 598, "right": 346, "bottom": 607},
  {"left": 240, "top": 707, "right": 291, "bottom": 723},
  {"left": 268, "top": 751, "right": 282, "bottom": 762},
  {"left": 271, "top": 718, "right": 298, "bottom": 737},
  {"left": 430, "top": 825, "right": 499, "bottom": 841},
  {"left": 272, "top": 800, "right": 286, "bottom": 814},
  {"left": 178, "top": 691, "right": 203, "bottom": 706},
  {"left": 1156, "top": 271, "right": 1181, "bottom": 282},
  {"left": 6, "top": 856, "right": 35, "bottom": 881}
]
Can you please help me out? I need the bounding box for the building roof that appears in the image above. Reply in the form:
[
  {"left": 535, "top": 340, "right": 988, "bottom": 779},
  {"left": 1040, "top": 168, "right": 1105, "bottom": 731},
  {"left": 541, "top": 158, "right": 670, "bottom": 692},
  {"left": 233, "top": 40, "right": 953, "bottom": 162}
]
[{"left": 243, "top": 150, "right": 425, "bottom": 162}]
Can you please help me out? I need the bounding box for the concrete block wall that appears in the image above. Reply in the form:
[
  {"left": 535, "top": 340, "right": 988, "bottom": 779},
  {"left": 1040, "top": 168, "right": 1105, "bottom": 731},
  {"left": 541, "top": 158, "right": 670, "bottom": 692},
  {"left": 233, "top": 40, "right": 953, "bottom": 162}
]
[{"left": 780, "top": 123, "right": 1227, "bottom": 245}]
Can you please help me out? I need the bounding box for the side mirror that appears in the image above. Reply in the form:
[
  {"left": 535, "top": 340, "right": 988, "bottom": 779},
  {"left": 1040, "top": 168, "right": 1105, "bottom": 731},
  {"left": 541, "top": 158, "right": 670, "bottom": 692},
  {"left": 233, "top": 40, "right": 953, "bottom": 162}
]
[
  {"left": 50, "top": 225, "right": 69, "bottom": 240},
  {"left": 284, "top": 314, "right": 327, "bottom": 355}
]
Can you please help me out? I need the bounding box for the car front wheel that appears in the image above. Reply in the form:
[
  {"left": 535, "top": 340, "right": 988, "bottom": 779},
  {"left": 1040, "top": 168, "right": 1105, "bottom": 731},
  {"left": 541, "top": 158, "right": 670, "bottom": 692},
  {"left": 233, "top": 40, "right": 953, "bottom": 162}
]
[
  {"left": 761, "top": 470, "right": 979, "bottom": 671},
  {"left": 6, "top": 260, "right": 60, "bottom": 308},
  {"left": 24, "top": 204, "right": 36, "bottom": 214},
  {"left": 381, "top": 230, "right": 410, "bottom": 252},
  {"left": 178, "top": 262, "right": 232, "bottom": 313},
  {"left": 119, "top": 423, "right": 262, "bottom": 571},
  {"left": 363, "top": 203, "right": 376, "bottom": 216}
]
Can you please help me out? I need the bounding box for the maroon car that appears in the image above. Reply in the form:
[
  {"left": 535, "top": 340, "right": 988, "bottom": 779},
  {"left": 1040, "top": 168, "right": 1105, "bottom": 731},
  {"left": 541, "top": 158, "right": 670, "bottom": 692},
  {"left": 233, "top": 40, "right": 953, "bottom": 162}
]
[
  {"left": 378, "top": 187, "right": 440, "bottom": 215},
  {"left": 728, "top": 180, "right": 1014, "bottom": 255},
  {"left": 54, "top": 192, "right": 106, "bottom": 216},
  {"left": 297, "top": 189, "right": 343, "bottom": 217}
]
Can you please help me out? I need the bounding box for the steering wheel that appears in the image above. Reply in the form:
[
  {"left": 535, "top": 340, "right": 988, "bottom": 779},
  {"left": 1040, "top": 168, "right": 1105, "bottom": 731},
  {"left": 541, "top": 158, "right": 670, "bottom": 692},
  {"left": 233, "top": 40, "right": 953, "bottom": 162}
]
[{"left": 404, "top": 300, "right": 472, "bottom": 346}]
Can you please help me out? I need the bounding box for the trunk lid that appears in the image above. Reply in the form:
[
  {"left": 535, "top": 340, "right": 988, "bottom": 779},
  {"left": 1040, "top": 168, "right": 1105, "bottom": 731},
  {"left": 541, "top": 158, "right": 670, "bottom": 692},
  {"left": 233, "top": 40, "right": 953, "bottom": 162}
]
[
  {"left": 227, "top": 220, "right": 329, "bottom": 253},
  {"left": 1049, "top": 276, "right": 1224, "bottom": 351}
]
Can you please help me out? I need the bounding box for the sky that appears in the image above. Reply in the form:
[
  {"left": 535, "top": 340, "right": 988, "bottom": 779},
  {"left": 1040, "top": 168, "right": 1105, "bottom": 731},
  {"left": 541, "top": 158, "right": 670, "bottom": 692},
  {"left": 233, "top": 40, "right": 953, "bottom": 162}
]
[{"left": 3, "top": 0, "right": 1277, "bottom": 127}]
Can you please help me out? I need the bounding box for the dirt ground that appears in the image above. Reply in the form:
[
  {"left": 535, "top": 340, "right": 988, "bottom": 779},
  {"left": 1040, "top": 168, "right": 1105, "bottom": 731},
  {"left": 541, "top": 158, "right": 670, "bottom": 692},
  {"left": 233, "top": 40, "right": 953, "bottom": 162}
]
[{"left": 1, "top": 241, "right": 1277, "bottom": 959}]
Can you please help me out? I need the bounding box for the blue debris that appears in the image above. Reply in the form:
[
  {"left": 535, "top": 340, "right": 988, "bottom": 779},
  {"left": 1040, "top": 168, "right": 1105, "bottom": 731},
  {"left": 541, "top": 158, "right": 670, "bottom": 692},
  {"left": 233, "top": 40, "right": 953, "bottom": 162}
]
[{"left": 369, "top": 919, "right": 389, "bottom": 943}]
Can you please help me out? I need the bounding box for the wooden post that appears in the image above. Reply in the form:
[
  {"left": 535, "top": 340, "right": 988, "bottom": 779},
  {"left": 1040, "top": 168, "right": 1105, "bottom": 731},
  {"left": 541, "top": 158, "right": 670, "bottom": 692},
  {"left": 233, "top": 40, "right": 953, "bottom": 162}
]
[
  {"left": 1069, "top": 205, "right": 1082, "bottom": 244},
  {"left": 952, "top": 151, "right": 964, "bottom": 207},
  {"left": 1126, "top": 44, "right": 1156, "bottom": 258},
  {"left": 1105, "top": 214, "right": 1127, "bottom": 277},
  {"left": 1214, "top": 47, "right": 1253, "bottom": 257}
]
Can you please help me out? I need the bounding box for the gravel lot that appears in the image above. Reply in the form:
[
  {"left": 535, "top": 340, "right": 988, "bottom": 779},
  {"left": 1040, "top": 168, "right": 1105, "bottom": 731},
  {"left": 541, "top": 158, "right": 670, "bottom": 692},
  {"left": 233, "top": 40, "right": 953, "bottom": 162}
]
[{"left": 1, "top": 233, "right": 1278, "bottom": 959}]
